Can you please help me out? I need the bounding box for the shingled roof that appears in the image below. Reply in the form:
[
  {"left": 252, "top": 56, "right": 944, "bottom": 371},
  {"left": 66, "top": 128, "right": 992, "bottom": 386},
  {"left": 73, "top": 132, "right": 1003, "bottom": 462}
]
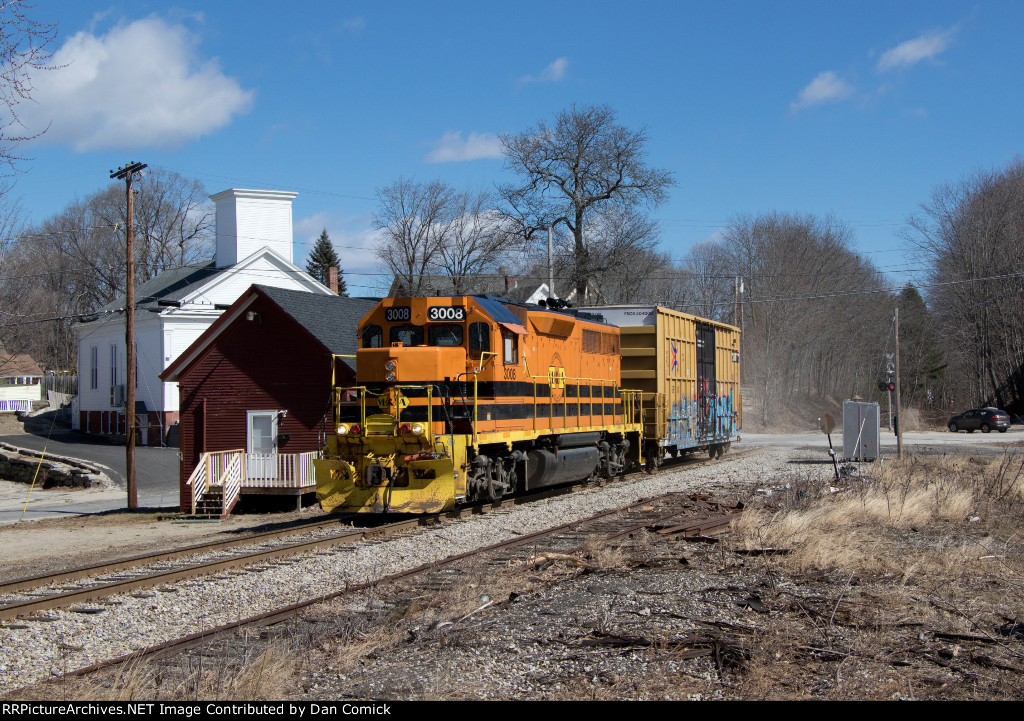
[
  {"left": 98, "top": 260, "right": 221, "bottom": 313},
  {"left": 160, "top": 285, "right": 380, "bottom": 382},
  {"left": 253, "top": 285, "right": 379, "bottom": 359},
  {"left": 0, "top": 353, "right": 44, "bottom": 377}
]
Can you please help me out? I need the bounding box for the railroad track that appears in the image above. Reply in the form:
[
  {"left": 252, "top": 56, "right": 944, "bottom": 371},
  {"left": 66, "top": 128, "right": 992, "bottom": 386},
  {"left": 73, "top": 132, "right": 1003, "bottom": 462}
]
[
  {"left": 0, "top": 446, "right": 762, "bottom": 624},
  {"left": 0, "top": 445, "right": 769, "bottom": 695},
  {"left": 63, "top": 489, "right": 745, "bottom": 685}
]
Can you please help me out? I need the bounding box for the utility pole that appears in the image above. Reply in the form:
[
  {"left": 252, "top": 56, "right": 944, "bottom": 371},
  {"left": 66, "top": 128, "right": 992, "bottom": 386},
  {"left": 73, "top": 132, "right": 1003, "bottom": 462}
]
[
  {"left": 895, "top": 306, "right": 904, "bottom": 460},
  {"left": 110, "top": 161, "right": 147, "bottom": 509}
]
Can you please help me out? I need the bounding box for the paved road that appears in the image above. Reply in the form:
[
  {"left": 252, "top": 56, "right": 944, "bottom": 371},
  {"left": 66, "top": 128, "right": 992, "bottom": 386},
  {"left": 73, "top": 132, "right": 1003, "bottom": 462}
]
[
  {"left": 741, "top": 427, "right": 1023, "bottom": 456},
  {"left": 0, "top": 424, "right": 181, "bottom": 525}
]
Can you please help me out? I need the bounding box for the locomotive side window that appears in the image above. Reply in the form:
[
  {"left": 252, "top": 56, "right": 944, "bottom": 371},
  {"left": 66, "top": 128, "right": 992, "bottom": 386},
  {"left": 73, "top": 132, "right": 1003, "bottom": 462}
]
[
  {"left": 468, "top": 322, "right": 491, "bottom": 360},
  {"left": 390, "top": 325, "right": 424, "bottom": 346},
  {"left": 361, "top": 325, "right": 383, "bottom": 348},
  {"left": 503, "top": 330, "right": 518, "bottom": 364},
  {"left": 428, "top": 324, "right": 464, "bottom": 347}
]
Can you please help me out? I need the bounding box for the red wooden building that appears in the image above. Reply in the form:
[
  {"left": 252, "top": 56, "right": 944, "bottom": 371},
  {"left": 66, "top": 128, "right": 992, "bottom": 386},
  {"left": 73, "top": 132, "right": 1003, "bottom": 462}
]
[{"left": 160, "top": 284, "right": 377, "bottom": 515}]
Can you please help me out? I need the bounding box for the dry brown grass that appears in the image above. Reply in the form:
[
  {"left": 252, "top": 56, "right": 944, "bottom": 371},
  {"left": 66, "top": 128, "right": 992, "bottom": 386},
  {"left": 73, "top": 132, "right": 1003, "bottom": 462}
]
[
  {"left": 735, "top": 452, "right": 1024, "bottom": 579},
  {"left": 53, "top": 640, "right": 300, "bottom": 701}
]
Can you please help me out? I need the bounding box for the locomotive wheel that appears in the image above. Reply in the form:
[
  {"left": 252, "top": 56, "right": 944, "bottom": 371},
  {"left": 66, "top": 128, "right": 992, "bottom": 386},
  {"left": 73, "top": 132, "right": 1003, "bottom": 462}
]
[
  {"left": 485, "top": 472, "right": 503, "bottom": 503},
  {"left": 484, "top": 457, "right": 509, "bottom": 503}
]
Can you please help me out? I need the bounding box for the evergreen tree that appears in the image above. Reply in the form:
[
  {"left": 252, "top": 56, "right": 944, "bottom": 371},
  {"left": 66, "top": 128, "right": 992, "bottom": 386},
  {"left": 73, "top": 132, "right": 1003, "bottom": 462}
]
[{"left": 306, "top": 229, "right": 346, "bottom": 295}]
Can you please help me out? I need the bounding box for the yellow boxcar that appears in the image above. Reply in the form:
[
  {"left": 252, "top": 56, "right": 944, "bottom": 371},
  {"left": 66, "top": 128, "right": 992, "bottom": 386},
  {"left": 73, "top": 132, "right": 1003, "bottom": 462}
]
[{"left": 592, "top": 306, "right": 741, "bottom": 464}]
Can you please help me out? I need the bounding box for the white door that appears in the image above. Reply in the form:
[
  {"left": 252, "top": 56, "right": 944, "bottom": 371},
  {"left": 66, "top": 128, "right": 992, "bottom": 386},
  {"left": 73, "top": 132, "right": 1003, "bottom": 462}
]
[{"left": 247, "top": 410, "right": 278, "bottom": 480}]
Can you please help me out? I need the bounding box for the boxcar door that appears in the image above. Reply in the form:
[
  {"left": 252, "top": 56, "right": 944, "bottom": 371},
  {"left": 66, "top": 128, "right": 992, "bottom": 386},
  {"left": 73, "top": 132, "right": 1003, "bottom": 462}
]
[{"left": 695, "top": 323, "right": 717, "bottom": 441}]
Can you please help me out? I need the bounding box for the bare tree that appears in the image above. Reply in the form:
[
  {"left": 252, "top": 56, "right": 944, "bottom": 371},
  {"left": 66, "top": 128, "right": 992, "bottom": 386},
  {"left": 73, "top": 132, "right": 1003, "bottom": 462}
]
[
  {"left": 499, "top": 104, "right": 674, "bottom": 299},
  {"left": 0, "top": 169, "right": 214, "bottom": 370},
  {"left": 906, "top": 158, "right": 1024, "bottom": 412},
  {"left": 0, "top": 1, "right": 58, "bottom": 176},
  {"left": 90, "top": 167, "right": 214, "bottom": 282},
  {"left": 678, "top": 238, "right": 734, "bottom": 322},
  {"left": 374, "top": 178, "right": 454, "bottom": 296},
  {"left": 374, "top": 178, "right": 516, "bottom": 296},
  {"left": 435, "top": 190, "right": 519, "bottom": 295},
  {"left": 722, "top": 212, "right": 888, "bottom": 424}
]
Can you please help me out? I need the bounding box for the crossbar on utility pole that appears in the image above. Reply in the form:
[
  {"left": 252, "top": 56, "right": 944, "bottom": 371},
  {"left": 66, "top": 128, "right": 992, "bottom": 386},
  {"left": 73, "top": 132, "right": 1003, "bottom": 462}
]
[{"left": 110, "top": 161, "right": 147, "bottom": 509}]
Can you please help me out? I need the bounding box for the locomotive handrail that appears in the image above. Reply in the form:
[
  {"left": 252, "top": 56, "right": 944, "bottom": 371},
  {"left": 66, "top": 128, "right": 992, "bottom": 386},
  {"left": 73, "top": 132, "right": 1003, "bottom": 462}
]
[
  {"left": 518, "top": 356, "right": 640, "bottom": 431},
  {"left": 522, "top": 355, "right": 538, "bottom": 432},
  {"left": 330, "top": 366, "right": 642, "bottom": 442},
  {"left": 332, "top": 383, "right": 436, "bottom": 443},
  {"left": 470, "top": 352, "right": 496, "bottom": 448}
]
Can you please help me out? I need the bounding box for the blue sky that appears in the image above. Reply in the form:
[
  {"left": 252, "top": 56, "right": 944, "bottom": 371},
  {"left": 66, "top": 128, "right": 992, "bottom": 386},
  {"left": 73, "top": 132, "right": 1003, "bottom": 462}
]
[{"left": 6, "top": 1, "right": 1023, "bottom": 295}]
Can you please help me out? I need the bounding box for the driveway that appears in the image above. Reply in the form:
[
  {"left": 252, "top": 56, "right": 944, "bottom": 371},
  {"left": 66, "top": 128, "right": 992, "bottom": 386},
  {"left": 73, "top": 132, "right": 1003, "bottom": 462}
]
[{"left": 0, "top": 423, "right": 181, "bottom": 525}]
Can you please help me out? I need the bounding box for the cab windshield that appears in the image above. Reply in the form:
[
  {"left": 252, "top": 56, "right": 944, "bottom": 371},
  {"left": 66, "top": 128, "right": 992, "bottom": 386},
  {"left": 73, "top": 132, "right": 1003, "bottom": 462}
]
[
  {"left": 389, "top": 325, "right": 424, "bottom": 346},
  {"left": 428, "top": 324, "right": 464, "bottom": 347}
]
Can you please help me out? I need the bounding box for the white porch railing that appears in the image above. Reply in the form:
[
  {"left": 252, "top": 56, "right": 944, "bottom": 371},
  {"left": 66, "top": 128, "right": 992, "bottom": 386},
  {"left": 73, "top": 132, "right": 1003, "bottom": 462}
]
[
  {"left": 242, "top": 451, "right": 317, "bottom": 488},
  {"left": 185, "top": 449, "right": 243, "bottom": 516},
  {"left": 0, "top": 399, "right": 33, "bottom": 413},
  {"left": 187, "top": 450, "right": 317, "bottom": 516},
  {"left": 185, "top": 454, "right": 208, "bottom": 515}
]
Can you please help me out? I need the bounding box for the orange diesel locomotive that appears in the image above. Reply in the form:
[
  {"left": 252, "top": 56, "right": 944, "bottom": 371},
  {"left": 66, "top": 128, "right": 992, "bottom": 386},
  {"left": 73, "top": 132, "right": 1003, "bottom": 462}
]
[{"left": 314, "top": 295, "right": 643, "bottom": 513}]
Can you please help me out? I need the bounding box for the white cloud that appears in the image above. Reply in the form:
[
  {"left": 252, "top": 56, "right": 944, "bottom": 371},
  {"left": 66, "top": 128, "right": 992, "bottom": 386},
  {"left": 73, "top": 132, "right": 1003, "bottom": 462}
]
[
  {"left": 424, "top": 131, "right": 502, "bottom": 163},
  {"left": 790, "top": 71, "right": 854, "bottom": 111},
  {"left": 877, "top": 28, "right": 955, "bottom": 72},
  {"left": 15, "top": 17, "right": 253, "bottom": 151},
  {"left": 517, "top": 57, "right": 569, "bottom": 87}
]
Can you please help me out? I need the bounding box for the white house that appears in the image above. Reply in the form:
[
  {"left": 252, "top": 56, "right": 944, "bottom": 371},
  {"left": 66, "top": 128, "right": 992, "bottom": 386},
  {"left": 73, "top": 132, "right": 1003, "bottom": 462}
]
[{"left": 73, "top": 189, "right": 334, "bottom": 445}]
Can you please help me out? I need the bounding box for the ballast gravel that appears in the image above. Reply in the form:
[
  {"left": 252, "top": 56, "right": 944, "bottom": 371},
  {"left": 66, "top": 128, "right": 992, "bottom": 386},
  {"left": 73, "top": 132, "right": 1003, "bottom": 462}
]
[{"left": 0, "top": 446, "right": 814, "bottom": 695}]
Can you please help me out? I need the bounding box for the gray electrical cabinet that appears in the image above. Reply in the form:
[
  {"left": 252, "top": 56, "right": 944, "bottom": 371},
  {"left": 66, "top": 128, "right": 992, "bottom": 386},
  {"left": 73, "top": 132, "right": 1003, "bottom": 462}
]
[{"left": 843, "top": 400, "right": 881, "bottom": 461}]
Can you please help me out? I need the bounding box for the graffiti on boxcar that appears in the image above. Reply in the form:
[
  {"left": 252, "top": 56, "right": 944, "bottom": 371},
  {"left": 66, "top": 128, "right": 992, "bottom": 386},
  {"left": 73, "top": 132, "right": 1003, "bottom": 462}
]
[{"left": 664, "top": 389, "right": 737, "bottom": 448}]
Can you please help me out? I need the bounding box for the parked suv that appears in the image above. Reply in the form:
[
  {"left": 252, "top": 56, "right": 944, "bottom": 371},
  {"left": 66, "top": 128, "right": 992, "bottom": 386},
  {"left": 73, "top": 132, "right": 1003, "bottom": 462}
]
[{"left": 947, "top": 407, "right": 1011, "bottom": 433}]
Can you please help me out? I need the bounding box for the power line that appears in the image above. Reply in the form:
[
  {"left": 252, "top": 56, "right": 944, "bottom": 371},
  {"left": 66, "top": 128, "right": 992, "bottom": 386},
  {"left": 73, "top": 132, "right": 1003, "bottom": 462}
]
[{"left": 2, "top": 268, "right": 1020, "bottom": 332}]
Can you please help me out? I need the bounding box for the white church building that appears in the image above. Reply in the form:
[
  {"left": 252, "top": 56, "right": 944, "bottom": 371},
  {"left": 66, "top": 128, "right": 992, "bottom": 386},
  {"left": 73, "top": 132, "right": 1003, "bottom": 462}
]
[{"left": 73, "top": 188, "right": 334, "bottom": 445}]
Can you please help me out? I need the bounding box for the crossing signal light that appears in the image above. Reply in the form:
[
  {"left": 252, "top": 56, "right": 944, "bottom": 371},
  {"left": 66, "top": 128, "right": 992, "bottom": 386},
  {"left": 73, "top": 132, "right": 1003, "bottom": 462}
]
[{"left": 887, "top": 381, "right": 896, "bottom": 392}]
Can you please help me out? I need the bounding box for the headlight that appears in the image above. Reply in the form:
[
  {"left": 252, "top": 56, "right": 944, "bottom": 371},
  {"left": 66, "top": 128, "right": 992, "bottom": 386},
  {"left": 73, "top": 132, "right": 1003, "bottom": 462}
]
[
  {"left": 336, "top": 424, "right": 349, "bottom": 435},
  {"left": 385, "top": 360, "right": 397, "bottom": 371},
  {"left": 386, "top": 372, "right": 396, "bottom": 381},
  {"left": 410, "top": 423, "right": 424, "bottom": 435}
]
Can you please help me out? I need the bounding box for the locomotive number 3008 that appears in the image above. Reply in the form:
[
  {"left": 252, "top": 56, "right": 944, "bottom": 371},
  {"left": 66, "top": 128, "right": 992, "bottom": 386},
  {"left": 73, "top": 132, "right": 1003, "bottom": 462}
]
[
  {"left": 385, "top": 307, "right": 411, "bottom": 322},
  {"left": 427, "top": 306, "right": 465, "bottom": 321}
]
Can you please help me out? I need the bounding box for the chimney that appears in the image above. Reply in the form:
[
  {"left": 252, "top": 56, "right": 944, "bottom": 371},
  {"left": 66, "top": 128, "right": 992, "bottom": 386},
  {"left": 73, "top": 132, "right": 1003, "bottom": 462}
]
[
  {"left": 504, "top": 274, "right": 516, "bottom": 293},
  {"left": 328, "top": 267, "right": 339, "bottom": 294}
]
